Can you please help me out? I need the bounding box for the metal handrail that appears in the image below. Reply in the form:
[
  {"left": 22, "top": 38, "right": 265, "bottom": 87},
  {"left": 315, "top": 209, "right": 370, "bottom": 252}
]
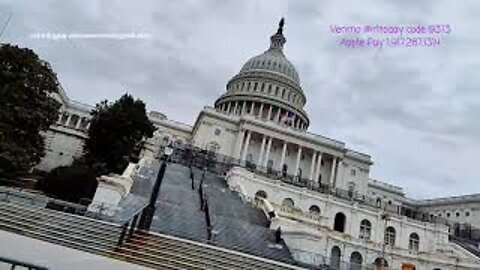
[{"left": 0, "top": 255, "right": 49, "bottom": 270}]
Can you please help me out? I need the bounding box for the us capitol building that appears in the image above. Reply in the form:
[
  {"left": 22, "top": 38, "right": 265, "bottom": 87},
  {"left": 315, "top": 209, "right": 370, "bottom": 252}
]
[{"left": 36, "top": 20, "right": 480, "bottom": 269}]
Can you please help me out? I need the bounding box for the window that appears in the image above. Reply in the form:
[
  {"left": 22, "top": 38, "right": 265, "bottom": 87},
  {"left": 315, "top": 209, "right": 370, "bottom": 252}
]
[
  {"left": 268, "top": 84, "right": 272, "bottom": 93},
  {"left": 261, "top": 83, "right": 265, "bottom": 92},
  {"left": 360, "top": 219, "right": 371, "bottom": 240},
  {"left": 376, "top": 198, "right": 382, "bottom": 208},
  {"left": 351, "top": 169, "right": 356, "bottom": 176},
  {"left": 255, "top": 190, "right": 267, "bottom": 199},
  {"left": 282, "top": 198, "right": 294, "bottom": 208},
  {"left": 385, "top": 226, "right": 396, "bottom": 247},
  {"left": 456, "top": 212, "right": 460, "bottom": 217},
  {"left": 447, "top": 212, "right": 450, "bottom": 217},
  {"left": 214, "top": 129, "right": 221, "bottom": 136},
  {"left": 282, "top": 88, "right": 286, "bottom": 99},
  {"left": 334, "top": 212, "right": 346, "bottom": 233},
  {"left": 275, "top": 86, "right": 279, "bottom": 96},
  {"left": 409, "top": 233, "right": 419, "bottom": 252},
  {"left": 309, "top": 205, "right": 320, "bottom": 214},
  {"left": 350, "top": 252, "right": 363, "bottom": 270},
  {"left": 254, "top": 82, "right": 258, "bottom": 91},
  {"left": 466, "top": 211, "right": 470, "bottom": 217},
  {"left": 330, "top": 246, "right": 341, "bottom": 270},
  {"left": 247, "top": 82, "right": 251, "bottom": 91}
]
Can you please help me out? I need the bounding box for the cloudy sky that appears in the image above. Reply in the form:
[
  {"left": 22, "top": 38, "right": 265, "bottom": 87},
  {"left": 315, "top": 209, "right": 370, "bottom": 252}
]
[{"left": 1, "top": 0, "right": 479, "bottom": 199}]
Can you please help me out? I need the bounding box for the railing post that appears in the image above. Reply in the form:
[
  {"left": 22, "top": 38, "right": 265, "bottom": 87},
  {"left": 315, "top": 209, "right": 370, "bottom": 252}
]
[
  {"left": 127, "top": 214, "right": 139, "bottom": 241},
  {"left": 117, "top": 222, "right": 129, "bottom": 247}
]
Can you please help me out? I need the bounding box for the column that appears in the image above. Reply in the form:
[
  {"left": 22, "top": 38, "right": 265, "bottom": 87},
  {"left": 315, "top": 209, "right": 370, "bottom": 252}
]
[
  {"left": 276, "top": 108, "right": 282, "bottom": 123},
  {"left": 309, "top": 151, "right": 317, "bottom": 181},
  {"left": 250, "top": 101, "right": 255, "bottom": 115},
  {"left": 259, "top": 103, "right": 264, "bottom": 118},
  {"left": 234, "top": 129, "right": 245, "bottom": 159},
  {"left": 64, "top": 114, "right": 72, "bottom": 127},
  {"left": 267, "top": 105, "right": 273, "bottom": 120},
  {"left": 294, "top": 146, "right": 302, "bottom": 176},
  {"left": 242, "top": 101, "right": 246, "bottom": 115},
  {"left": 227, "top": 102, "right": 232, "bottom": 113},
  {"left": 257, "top": 135, "right": 266, "bottom": 166},
  {"left": 241, "top": 130, "right": 252, "bottom": 162},
  {"left": 233, "top": 101, "right": 238, "bottom": 114},
  {"left": 329, "top": 157, "right": 337, "bottom": 188},
  {"left": 291, "top": 114, "right": 296, "bottom": 127},
  {"left": 262, "top": 137, "right": 273, "bottom": 167},
  {"left": 314, "top": 152, "right": 323, "bottom": 183},
  {"left": 279, "top": 141, "right": 287, "bottom": 170},
  {"left": 75, "top": 117, "right": 82, "bottom": 129}
]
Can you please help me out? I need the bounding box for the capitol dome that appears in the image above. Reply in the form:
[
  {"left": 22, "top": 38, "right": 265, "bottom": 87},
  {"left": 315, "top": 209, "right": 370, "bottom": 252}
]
[
  {"left": 214, "top": 19, "right": 310, "bottom": 130},
  {"left": 239, "top": 48, "right": 300, "bottom": 86}
]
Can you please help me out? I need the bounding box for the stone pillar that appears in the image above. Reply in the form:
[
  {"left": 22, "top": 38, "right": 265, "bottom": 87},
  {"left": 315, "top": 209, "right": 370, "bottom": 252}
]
[
  {"left": 329, "top": 157, "right": 337, "bottom": 188},
  {"left": 234, "top": 129, "right": 245, "bottom": 160},
  {"left": 267, "top": 105, "right": 273, "bottom": 120},
  {"left": 242, "top": 101, "right": 246, "bottom": 115},
  {"left": 279, "top": 141, "right": 287, "bottom": 171},
  {"left": 259, "top": 103, "right": 264, "bottom": 118},
  {"left": 276, "top": 108, "right": 282, "bottom": 123},
  {"left": 291, "top": 114, "right": 296, "bottom": 127},
  {"left": 294, "top": 146, "right": 302, "bottom": 176},
  {"left": 241, "top": 130, "right": 251, "bottom": 162},
  {"left": 233, "top": 101, "right": 238, "bottom": 114},
  {"left": 315, "top": 152, "right": 323, "bottom": 183},
  {"left": 250, "top": 101, "right": 255, "bottom": 115},
  {"left": 309, "top": 151, "right": 317, "bottom": 181},
  {"left": 227, "top": 102, "right": 232, "bottom": 113},
  {"left": 257, "top": 135, "right": 266, "bottom": 166},
  {"left": 75, "top": 117, "right": 82, "bottom": 129},
  {"left": 64, "top": 114, "right": 72, "bottom": 127},
  {"left": 263, "top": 137, "right": 273, "bottom": 167}
]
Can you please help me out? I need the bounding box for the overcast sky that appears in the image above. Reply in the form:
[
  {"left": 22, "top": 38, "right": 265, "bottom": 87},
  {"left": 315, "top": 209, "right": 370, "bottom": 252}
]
[{"left": 1, "top": 0, "right": 479, "bottom": 199}]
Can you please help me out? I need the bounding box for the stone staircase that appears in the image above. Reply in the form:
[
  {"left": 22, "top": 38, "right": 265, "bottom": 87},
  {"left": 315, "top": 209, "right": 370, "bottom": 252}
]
[{"left": 0, "top": 195, "right": 303, "bottom": 269}]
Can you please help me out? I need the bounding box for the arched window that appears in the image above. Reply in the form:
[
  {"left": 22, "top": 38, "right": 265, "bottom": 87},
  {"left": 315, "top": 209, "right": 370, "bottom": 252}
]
[
  {"left": 275, "top": 86, "right": 279, "bottom": 96},
  {"left": 373, "top": 258, "right": 388, "bottom": 270},
  {"left": 359, "top": 219, "right": 371, "bottom": 240},
  {"left": 254, "top": 82, "right": 258, "bottom": 91},
  {"left": 334, "top": 212, "right": 346, "bottom": 233},
  {"left": 309, "top": 205, "right": 320, "bottom": 214},
  {"left": 255, "top": 190, "right": 267, "bottom": 199},
  {"left": 349, "top": 251, "right": 363, "bottom": 270},
  {"left": 330, "top": 246, "right": 341, "bottom": 269},
  {"left": 385, "top": 226, "right": 396, "bottom": 247},
  {"left": 282, "top": 198, "right": 294, "bottom": 208},
  {"left": 261, "top": 82, "right": 265, "bottom": 92},
  {"left": 268, "top": 84, "right": 272, "bottom": 94},
  {"left": 409, "top": 233, "right": 419, "bottom": 252},
  {"left": 376, "top": 198, "right": 382, "bottom": 207}
]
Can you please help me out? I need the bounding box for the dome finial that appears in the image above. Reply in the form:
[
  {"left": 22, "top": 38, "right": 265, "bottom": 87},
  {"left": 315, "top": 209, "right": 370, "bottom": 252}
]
[
  {"left": 277, "top": 17, "right": 285, "bottom": 34},
  {"left": 269, "top": 18, "right": 286, "bottom": 52}
]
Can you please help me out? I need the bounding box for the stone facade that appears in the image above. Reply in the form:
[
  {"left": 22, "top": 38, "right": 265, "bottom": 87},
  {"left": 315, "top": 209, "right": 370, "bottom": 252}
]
[{"left": 38, "top": 20, "right": 480, "bottom": 269}]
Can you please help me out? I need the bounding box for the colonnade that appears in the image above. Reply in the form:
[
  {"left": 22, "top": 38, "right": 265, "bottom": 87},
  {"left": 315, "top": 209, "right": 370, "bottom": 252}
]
[
  {"left": 218, "top": 100, "right": 307, "bottom": 130},
  {"left": 234, "top": 129, "right": 340, "bottom": 187}
]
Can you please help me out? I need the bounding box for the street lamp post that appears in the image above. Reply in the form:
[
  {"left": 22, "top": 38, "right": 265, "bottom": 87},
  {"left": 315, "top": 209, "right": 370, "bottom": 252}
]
[{"left": 138, "top": 145, "right": 173, "bottom": 231}]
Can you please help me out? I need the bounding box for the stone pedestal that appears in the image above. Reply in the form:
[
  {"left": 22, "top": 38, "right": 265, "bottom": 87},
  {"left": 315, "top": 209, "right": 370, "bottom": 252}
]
[{"left": 87, "top": 163, "right": 136, "bottom": 216}]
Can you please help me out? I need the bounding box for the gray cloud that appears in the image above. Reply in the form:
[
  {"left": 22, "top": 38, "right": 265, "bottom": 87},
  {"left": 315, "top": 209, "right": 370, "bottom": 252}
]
[{"left": 1, "top": 0, "right": 479, "bottom": 199}]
